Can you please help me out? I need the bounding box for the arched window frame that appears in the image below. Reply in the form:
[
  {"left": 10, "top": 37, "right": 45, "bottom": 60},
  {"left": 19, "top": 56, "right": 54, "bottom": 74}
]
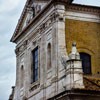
[{"left": 80, "top": 52, "right": 92, "bottom": 74}]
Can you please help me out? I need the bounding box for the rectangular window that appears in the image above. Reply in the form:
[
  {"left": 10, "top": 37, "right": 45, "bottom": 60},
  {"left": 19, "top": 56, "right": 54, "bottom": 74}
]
[{"left": 32, "top": 47, "right": 38, "bottom": 83}]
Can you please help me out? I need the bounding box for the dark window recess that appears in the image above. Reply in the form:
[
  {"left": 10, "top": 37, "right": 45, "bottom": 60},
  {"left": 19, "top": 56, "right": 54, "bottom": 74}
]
[
  {"left": 47, "top": 43, "right": 51, "bottom": 69},
  {"left": 80, "top": 53, "right": 91, "bottom": 74},
  {"left": 32, "top": 47, "right": 38, "bottom": 83},
  {"left": 21, "top": 66, "right": 24, "bottom": 88},
  {"left": 31, "top": 5, "right": 35, "bottom": 17}
]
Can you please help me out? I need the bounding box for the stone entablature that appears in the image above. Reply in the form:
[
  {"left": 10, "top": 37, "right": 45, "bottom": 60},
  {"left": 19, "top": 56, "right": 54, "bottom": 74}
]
[
  {"left": 11, "top": 1, "right": 100, "bottom": 43},
  {"left": 67, "top": 4, "right": 100, "bottom": 15},
  {"left": 10, "top": 0, "right": 76, "bottom": 42},
  {"left": 15, "top": 6, "right": 65, "bottom": 56}
]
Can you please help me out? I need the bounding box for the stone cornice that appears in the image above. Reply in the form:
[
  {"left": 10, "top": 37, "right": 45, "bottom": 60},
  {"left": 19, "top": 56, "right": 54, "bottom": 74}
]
[
  {"left": 11, "top": 0, "right": 100, "bottom": 43},
  {"left": 67, "top": 4, "right": 100, "bottom": 15},
  {"left": 11, "top": 0, "right": 73, "bottom": 43}
]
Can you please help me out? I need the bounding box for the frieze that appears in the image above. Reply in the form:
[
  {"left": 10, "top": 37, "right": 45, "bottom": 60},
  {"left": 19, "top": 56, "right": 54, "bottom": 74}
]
[
  {"left": 28, "top": 11, "right": 61, "bottom": 41},
  {"left": 15, "top": 10, "right": 64, "bottom": 55},
  {"left": 38, "top": 12, "right": 63, "bottom": 34},
  {"left": 67, "top": 4, "right": 100, "bottom": 15},
  {"left": 15, "top": 40, "right": 28, "bottom": 55}
]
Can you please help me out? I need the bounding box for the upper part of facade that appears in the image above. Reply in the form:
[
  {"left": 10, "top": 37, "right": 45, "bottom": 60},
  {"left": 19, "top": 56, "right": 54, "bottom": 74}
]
[{"left": 11, "top": 0, "right": 100, "bottom": 100}]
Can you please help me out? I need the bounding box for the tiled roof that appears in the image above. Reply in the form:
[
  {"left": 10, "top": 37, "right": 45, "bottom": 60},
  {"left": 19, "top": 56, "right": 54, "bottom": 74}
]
[{"left": 83, "top": 76, "right": 100, "bottom": 91}]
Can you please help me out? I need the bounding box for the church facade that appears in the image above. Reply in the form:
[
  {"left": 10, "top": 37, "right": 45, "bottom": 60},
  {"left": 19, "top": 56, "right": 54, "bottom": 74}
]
[{"left": 10, "top": 0, "right": 100, "bottom": 100}]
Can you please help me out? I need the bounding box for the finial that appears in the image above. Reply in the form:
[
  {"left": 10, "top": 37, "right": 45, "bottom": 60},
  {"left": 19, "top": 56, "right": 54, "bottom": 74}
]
[
  {"left": 69, "top": 42, "right": 80, "bottom": 60},
  {"left": 72, "top": 42, "right": 77, "bottom": 54},
  {"left": 72, "top": 42, "right": 76, "bottom": 47}
]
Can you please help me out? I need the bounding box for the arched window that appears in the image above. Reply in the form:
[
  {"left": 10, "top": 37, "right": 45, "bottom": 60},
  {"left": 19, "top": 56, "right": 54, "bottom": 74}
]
[
  {"left": 20, "top": 66, "right": 24, "bottom": 88},
  {"left": 32, "top": 47, "right": 38, "bottom": 83},
  {"left": 80, "top": 53, "right": 91, "bottom": 74},
  {"left": 47, "top": 43, "right": 51, "bottom": 69}
]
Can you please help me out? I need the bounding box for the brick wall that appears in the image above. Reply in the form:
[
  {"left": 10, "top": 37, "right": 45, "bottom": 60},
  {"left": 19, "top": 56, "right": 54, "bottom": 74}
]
[{"left": 65, "top": 19, "right": 100, "bottom": 74}]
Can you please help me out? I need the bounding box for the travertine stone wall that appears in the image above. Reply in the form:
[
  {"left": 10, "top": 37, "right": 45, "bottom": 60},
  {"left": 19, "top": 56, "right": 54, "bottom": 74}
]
[{"left": 14, "top": 3, "right": 68, "bottom": 100}]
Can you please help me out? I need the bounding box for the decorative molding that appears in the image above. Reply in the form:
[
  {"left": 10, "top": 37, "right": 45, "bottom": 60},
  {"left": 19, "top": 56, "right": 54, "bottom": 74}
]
[
  {"left": 30, "top": 83, "right": 40, "bottom": 92},
  {"left": 15, "top": 40, "right": 28, "bottom": 56},
  {"left": 27, "top": 11, "right": 61, "bottom": 43},
  {"left": 51, "top": 76, "right": 58, "bottom": 83},
  {"left": 10, "top": 0, "right": 71, "bottom": 42},
  {"left": 67, "top": 4, "right": 100, "bottom": 15}
]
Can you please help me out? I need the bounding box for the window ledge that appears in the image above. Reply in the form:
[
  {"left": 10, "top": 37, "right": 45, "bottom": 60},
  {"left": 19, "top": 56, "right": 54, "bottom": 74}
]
[{"left": 30, "top": 81, "right": 40, "bottom": 91}]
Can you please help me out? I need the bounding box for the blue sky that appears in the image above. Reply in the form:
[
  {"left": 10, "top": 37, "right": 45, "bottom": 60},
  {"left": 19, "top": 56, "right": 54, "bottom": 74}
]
[
  {"left": 0, "top": 0, "right": 26, "bottom": 100},
  {"left": 0, "top": 0, "right": 100, "bottom": 100}
]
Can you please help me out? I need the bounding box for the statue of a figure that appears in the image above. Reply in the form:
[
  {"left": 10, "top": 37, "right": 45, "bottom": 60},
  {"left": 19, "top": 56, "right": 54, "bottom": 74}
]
[{"left": 31, "top": 3, "right": 35, "bottom": 17}]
